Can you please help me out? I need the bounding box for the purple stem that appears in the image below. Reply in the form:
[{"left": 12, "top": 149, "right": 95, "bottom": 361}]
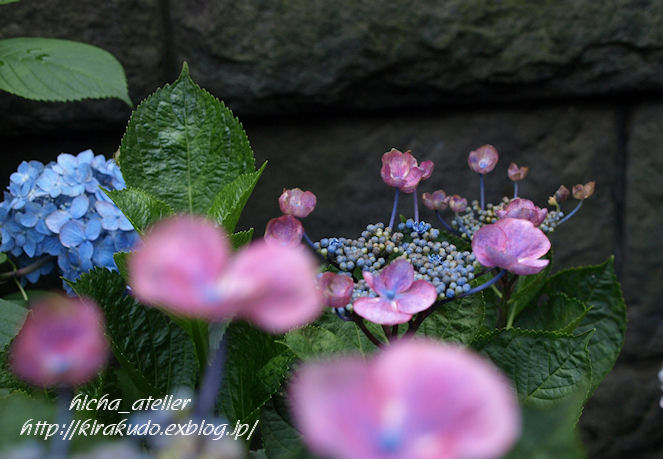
[
  {"left": 388, "top": 189, "right": 400, "bottom": 229},
  {"left": 435, "top": 211, "right": 461, "bottom": 236},
  {"left": 557, "top": 200, "right": 583, "bottom": 226},
  {"left": 302, "top": 231, "right": 316, "bottom": 251},
  {"left": 463, "top": 269, "right": 506, "bottom": 296},
  {"left": 480, "top": 173, "right": 485, "bottom": 210},
  {"left": 50, "top": 389, "right": 73, "bottom": 459},
  {"left": 513, "top": 182, "right": 519, "bottom": 198},
  {"left": 193, "top": 333, "right": 227, "bottom": 419},
  {"left": 413, "top": 192, "right": 419, "bottom": 222}
]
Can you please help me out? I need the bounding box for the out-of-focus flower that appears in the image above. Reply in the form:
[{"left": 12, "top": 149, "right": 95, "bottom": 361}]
[
  {"left": 572, "top": 181, "right": 596, "bottom": 200},
  {"left": 507, "top": 162, "right": 528, "bottom": 181},
  {"left": 129, "top": 216, "right": 322, "bottom": 332},
  {"left": 10, "top": 295, "right": 109, "bottom": 387},
  {"left": 422, "top": 190, "right": 448, "bottom": 211},
  {"left": 353, "top": 259, "right": 437, "bottom": 325},
  {"left": 380, "top": 149, "right": 434, "bottom": 193},
  {"left": 496, "top": 198, "right": 548, "bottom": 227},
  {"left": 290, "top": 339, "right": 520, "bottom": 459},
  {"left": 264, "top": 215, "right": 304, "bottom": 247},
  {"left": 549, "top": 185, "right": 571, "bottom": 206},
  {"left": 468, "top": 144, "right": 499, "bottom": 174},
  {"left": 279, "top": 188, "right": 317, "bottom": 218},
  {"left": 318, "top": 272, "right": 354, "bottom": 308},
  {"left": 447, "top": 195, "right": 468, "bottom": 213},
  {"left": 472, "top": 218, "right": 551, "bottom": 275}
]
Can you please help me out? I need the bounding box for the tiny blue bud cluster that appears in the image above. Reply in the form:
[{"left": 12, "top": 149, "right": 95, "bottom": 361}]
[{"left": 0, "top": 150, "right": 138, "bottom": 289}]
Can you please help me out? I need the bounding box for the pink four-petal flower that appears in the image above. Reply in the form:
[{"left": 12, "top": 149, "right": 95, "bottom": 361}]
[
  {"left": 279, "top": 188, "right": 317, "bottom": 218},
  {"left": 468, "top": 144, "right": 499, "bottom": 174},
  {"left": 380, "top": 149, "right": 434, "bottom": 194}
]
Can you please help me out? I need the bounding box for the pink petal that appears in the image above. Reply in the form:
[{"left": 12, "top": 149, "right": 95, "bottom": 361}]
[
  {"left": 510, "top": 257, "right": 550, "bottom": 275},
  {"left": 279, "top": 188, "right": 317, "bottom": 218},
  {"left": 353, "top": 297, "right": 413, "bottom": 325},
  {"left": 395, "top": 280, "right": 438, "bottom": 314},
  {"left": 468, "top": 144, "right": 499, "bottom": 174},
  {"left": 399, "top": 166, "right": 424, "bottom": 193},
  {"left": 378, "top": 259, "right": 414, "bottom": 295},
  {"left": 472, "top": 223, "right": 507, "bottom": 268},
  {"left": 502, "top": 218, "right": 551, "bottom": 260},
  {"left": 128, "top": 216, "right": 231, "bottom": 319},
  {"left": 419, "top": 160, "right": 435, "bottom": 180},
  {"left": 219, "top": 241, "right": 323, "bottom": 332},
  {"left": 264, "top": 215, "right": 304, "bottom": 247},
  {"left": 318, "top": 272, "right": 354, "bottom": 308}
]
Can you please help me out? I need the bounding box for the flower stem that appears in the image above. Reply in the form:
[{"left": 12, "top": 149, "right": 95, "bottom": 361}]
[
  {"left": 0, "top": 255, "right": 54, "bottom": 280},
  {"left": 413, "top": 192, "right": 419, "bottom": 223},
  {"left": 50, "top": 388, "right": 73, "bottom": 459},
  {"left": 557, "top": 200, "right": 583, "bottom": 225},
  {"left": 193, "top": 331, "right": 228, "bottom": 419},
  {"left": 435, "top": 211, "right": 461, "bottom": 236},
  {"left": 302, "top": 231, "right": 316, "bottom": 251},
  {"left": 513, "top": 182, "right": 518, "bottom": 198},
  {"left": 480, "top": 173, "right": 485, "bottom": 210},
  {"left": 388, "top": 189, "right": 400, "bottom": 229},
  {"left": 354, "top": 315, "right": 384, "bottom": 347}
]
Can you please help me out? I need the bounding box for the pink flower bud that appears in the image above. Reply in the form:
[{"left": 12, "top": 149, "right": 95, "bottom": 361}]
[
  {"left": 278, "top": 188, "right": 317, "bottom": 218},
  {"left": 264, "top": 215, "right": 304, "bottom": 247},
  {"left": 572, "top": 181, "right": 596, "bottom": 200},
  {"left": 554, "top": 185, "right": 571, "bottom": 203},
  {"left": 10, "top": 295, "right": 109, "bottom": 387},
  {"left": 468, "top": 144, "right": 499, "bottom": 174},
  {"left": 317, "top": 272, "right": 354, "bottom": 308},
  {"left": 496, "top": 198, "right": 548, "bottom": 227},
  {"left": 380, "top": 148, "right": 434, "bottom": 193},
  {"left": 448, "top": 194, "right": 468, "bottom": 213},
  {"left": 290, "top": 339, "right": 520, "bottom": 459},
  {"left": 422, "top": 190, "right": 448, "bottom": 211},
  {"left": 472, "top": 218, "right": 551, "bottom": 275},
  {"left": 507, "top": 162, "right": 528, "bottom": 181}
]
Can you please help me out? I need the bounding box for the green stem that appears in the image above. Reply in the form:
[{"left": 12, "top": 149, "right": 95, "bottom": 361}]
[{"left": 0, "top": 255, "right": 54, "bottom": 280}]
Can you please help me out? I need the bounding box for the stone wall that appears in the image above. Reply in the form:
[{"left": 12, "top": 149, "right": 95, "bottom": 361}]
[{"left": 2, "top": 1, "right": 663, "bottom": 456}]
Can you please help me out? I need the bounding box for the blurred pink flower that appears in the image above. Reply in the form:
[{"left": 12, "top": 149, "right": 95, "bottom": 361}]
[
  {"left": 472, "top": 218, "right": 551, "bottom": 275},
  {"left": 10, "top": 295, "right": 108, "bottom": 387},
  {"left": 264, "top": 215, "right": 304, "bottom": 247},
  {"left": 380, "top": 149, "right": 434, "bottom": 194},
  {"left": 290, "top": 339, "right": 520, "bottom": 459},
  {"left": 468, "top": 144, "right": 499, "bottom": 174},
  {"left": 422, "top": 190, "right": 448, "bottom": 211},
  {"left": 507, "top": 162, "right": 528, "bottom": 181},
  {"left": 129, "top": 216, "right": 322, "bottom": 332},
  {"left": 279, "top": 188, "right": 317, "bottom": 218},
  {"left": 572, "top": 181, "right": 596, "bottom": 200},
  {"left": 496, "top": 198, "right": 548, "bottom": 227},
  {"left": 353, "top": 259, "right": 436, "bottom": 325},
  {"left": 447, "top": 195, "right": 467, "bottom": 213},
  {"left": 318, "top": 272, "right": 354, "bottom": 308}
]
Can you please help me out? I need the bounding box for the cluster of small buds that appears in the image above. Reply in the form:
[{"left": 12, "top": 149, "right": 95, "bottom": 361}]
[{"left": 0, "top": 150, "right": 138, "bottom": 289}]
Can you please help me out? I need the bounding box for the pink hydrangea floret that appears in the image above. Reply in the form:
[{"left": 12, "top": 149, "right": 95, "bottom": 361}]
[
  {"left": 468, "top": 144, "right": 499, "bottom": 174},
  {"left": 380, "top": 148, "right": 434, "bottom": 194},
  {"left": 496, "top": 198, "right": 548, "bottom": 227},
  {"left": 353, "top": 259, "right": 437, "bottom": 325},
  {"left": 508, "top": 162, "right": 528, "bottom": 181},
  {"left": 10, "top": 295, "right": 109, "bottom": 387},
  {"left": 472, "top": 217, "right": 551, "bottom": 275},
  {"left": 279, "top": 188, "right": 317, "bottom": 218},
  {"left": 264, "top": 215, "right": 304, "bottom": 247},
  {"left": 290, "top": 339, "right": 521, "bottom": 459},
  {"left": 422, "top": 190, "right": 448, "bottom": 211},
  {"left": 447, "top": 195, "right": 467, "bottom": 213},
  {"left": 318, "top": 272, "right": 355, "bottom": 308}
]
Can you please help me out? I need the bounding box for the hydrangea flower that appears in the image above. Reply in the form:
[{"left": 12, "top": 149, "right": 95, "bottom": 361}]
[
  {"left": 0, "top": 150, "right": 136, "bottom": 289},
  {"left": 129, "top": 216, "right": 323, "bottom": 333},
  {"left": 421, "top": 190, "right": 448, "bottom": 211},
  {"left": 318, "top": 272, "right": 354, "bottom": 308},
  {"left": 10, "top": 295, "right": 109, "bottom": 387},
  {"left": 496, "top": 198, "right": 548, "bottom": 227},
  {"left": 472, "top": 218, "right": 551, "bottom": 275},
  {"left": 468, "top": 144, "right": 499, "bottom": 174},
  {"left": 353, "top": 259, "right": 437, "bottom": 325},
  {"left": 572, "top": 181, "right": 596, "bottom": 200},
  {"left": 279, "top": 188, "right": 317, "bottom": 218},
  {"left": 264, "top": 215, "right": 304, "bottom": 247},
  {"left": 290, "top": 339, "right": 520, "bottom": 459},
  {"left": 447, "top": 195, "right": 468, "bottom": 213},
  {"left": 380, "top": 149, "right": 433, "bottom": 194}
]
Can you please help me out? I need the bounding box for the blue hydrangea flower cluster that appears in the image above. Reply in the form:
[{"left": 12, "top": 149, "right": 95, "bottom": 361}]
[{"left": 0, "top": 150, "right": 138, "bottom": 289}]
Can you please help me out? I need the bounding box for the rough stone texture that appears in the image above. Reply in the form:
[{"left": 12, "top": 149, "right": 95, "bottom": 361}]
[
  {"left": 172, "top": 0, "right": 663, "bottom": 117},
  {"left": 0, "top": 0, "right": 165, "bottom": 134},
  {"left": 238, "top": 105, "right": 617, "bottom": 271}
]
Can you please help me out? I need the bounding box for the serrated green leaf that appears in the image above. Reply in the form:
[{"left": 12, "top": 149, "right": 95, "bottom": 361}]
[
  {"left": 508, "top": 250, "right": 553, "bottom": 319},
  {"left": 542, "top": 257, "right": 626, "bottom": 393},
  {"left": 119, "top": 63, "right": 255, "bottom": 214},
  {"left": 71, "top": 268, "right": 198, "bottom": 398},
  {"left": 261, "top": 397, "right": 312, "bottom": 459},
  {"left": 104, "top": 187, "right": 174, "bottom": 234},
  {"left": 219, "top": 323, "right": 294, "bottom": 426},
  {"left": 516, "top": 293, "right": 590, "bottom": 333},
  {"left": 0, "top": 299, "right": 26, "bottom": 350},
  {"left": 417, "top": 293, "right": 485, "bottom": 344},
  {"left": 473, "top": 328, "right": 593, "bottom": 407},
  {"left": 208, "top": 162, "right": 266, "bottom": 233},
  {"left": 230, "top": 229, "right": 254, "bottom": 249},
  {"left": 0, "top": 38, "right": 130, "bottom": 104}
]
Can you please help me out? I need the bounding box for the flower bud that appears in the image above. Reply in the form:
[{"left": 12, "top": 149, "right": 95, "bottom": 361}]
[
  {"left": 507, "top": 162, "right": 528, "bottom": 181},
  {"left": 422, "top": 190, "right": 448, "bottom": 211},
  {"left": 468, "top": 144, "right": 499, "bottom": 174},
  {"left": 10, "top": 295, "right": 109, "bottom": 387},
  {"left": 279, "top": 188, "right": 317, "bottom": 218},
  {"left": 572, "top": 181, "right": 595, "bottom": 200},
  {"left": 554, "top": 185, "right": 570, "bottom": 203},
  {"left": 317, "top": 272, "right": 354, "bottom": 308},
  {"left": 447, "top": 195, "right": 468, "bottom": 213},
  {"left": 264, "top": 215, "right": 304, "bottom": 247}
]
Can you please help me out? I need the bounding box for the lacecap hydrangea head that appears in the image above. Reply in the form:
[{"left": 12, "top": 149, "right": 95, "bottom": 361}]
[{"left": 0, "top": 150, "right": 138, "bottom": 290}]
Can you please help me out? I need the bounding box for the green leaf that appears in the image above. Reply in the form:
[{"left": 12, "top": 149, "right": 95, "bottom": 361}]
[
  {"left": 516, "top": 293, "right": 590, "bottom": 333},
  {"left": 71, "top": 268, "right": 198, "bottom": 398},
  {"left": 473, "top": 328, "right": 593, "bottom": 408},
  {"left": 508, "top": 250, "right": 553, "bottom": 318},
  {"left": 541, "top": 257, "right": 626, "bottom": 393},
  {"left": 0, "top": 0, "right": 20, "bottom": 5},
  {"left": 261, "top": 397, "right": 311, "bottom": 459},
  {"left": 0, "top": 38, "right": 130, "bottom": 104},
  {"left": 417, "top": 293, "right": 485, "bottom": 344},
  {"left": 0, "top": 392, "right": 56, "bottom": 450},
  {"left": 0, "top": 253, "right": 7, "bottom": 264},
  {"left": 113, "top": 252, "right": 129, "bottom": 281},
  {"left": 119, "top": 63, "right": 255, "bottom": 214},
  {"left": 219, "top": 323, "right": 294, "bottom": 426},
  {"left": 207, "top": 162, "right": 266, "bottom": 233},
  {"left": 0, "top": 299, "right": 26, "bottom": 350},
  {"left": 230, "top": 229, "right": 254, "bottom": 249},
  {"left": 104, "top": 187, "right": 174, "bottom": 234}
]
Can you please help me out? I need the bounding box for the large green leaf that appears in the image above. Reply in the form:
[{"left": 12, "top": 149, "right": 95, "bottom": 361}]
[
  {"left": 219, "top": 323, "right": 294, "bottom": 426},
  {"left": 541, "top": 257, "right": 626, "bottom": 393},
  {"left": 261, "top": 397, "right": 312, "bottom": 459},
  {"left": 473, "top": 328, "right": 593, "bottom": 408},
  {"left": 0, "top": 392, "right": 56, "bottom": 451},
  {"left": 230, "top": 229, "right": 254, "bottom": 249},
  {"left": 0, "top": 299, "right": 26, "bottom": 350},
  {"left": 516, "top": 293, "right": 590, "bottom": 333},
  {"left": 0, "top": 38, "right": 130, "bottom": 104},
  {"left": 207, "top": 162, "right": 266, "bottom": 233},
  {"left": 71, "top": 268, "right": 198, "bottom": 398},
  {"left": 417, "top": 293, "right": 485, "bottom": 344},
  {"left": 0, "top": 0, "right": 19, "bottom": 5},
  {"left": 104, "top": 187, "right": 174, "bottom": 234},
  {"left": 119, "top": 63, "right": 255, "bottom": 214}
]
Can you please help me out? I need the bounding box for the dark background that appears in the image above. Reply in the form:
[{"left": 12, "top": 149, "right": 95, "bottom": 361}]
[{"left": 2, "top": 1, "right": 663, "bottom": 456}]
